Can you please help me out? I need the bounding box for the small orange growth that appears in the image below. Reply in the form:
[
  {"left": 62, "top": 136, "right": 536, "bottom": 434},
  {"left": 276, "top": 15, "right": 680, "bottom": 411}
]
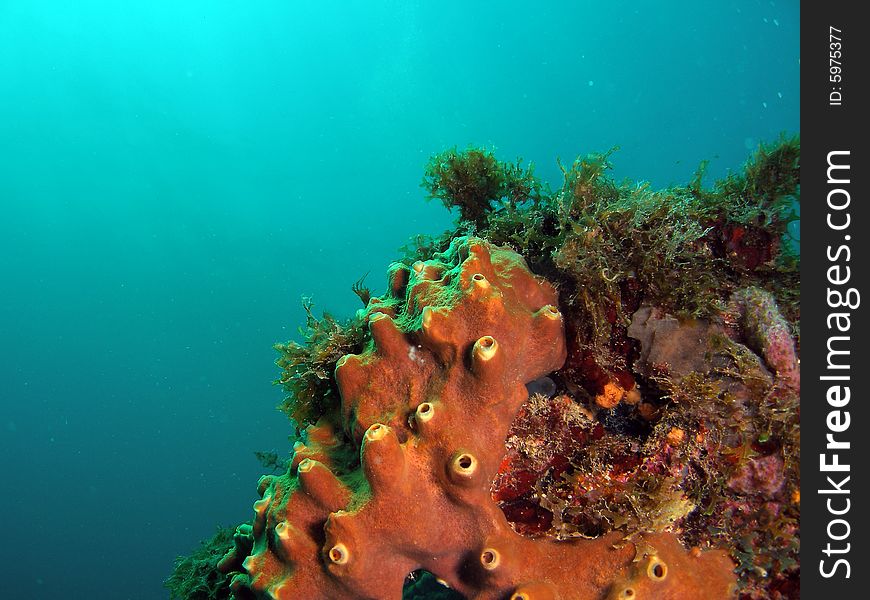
[
  {"left": 666, "top": 427, "right": 685, "bottom": 446},
  {"left": 595, "top": 381, "right": 626, "bottom": 409}
]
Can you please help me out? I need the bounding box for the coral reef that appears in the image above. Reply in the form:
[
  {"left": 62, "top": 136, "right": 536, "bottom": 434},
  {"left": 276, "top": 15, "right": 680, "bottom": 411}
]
[
  {"left": 169, "top": 139, "right": 800, "bottom": 599},
  {"left": 216, "top": 237, "right": 735, "bottom": 599},
  {"left": 493, "top": 294, "right": 799, "bottom": 598},
  {"left": 418, "top": 141, "right": 801, "bottom": 598}
]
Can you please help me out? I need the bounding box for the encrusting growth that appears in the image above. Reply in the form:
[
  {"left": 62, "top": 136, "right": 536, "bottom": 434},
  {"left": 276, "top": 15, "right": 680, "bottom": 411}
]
[{"left": 217, "top": 236, "right": 736, "bottom": 599}]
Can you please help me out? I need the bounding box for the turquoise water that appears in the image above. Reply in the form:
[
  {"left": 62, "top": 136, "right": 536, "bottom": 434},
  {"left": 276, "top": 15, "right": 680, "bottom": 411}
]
[{"left": 0, "top": 1, "right": 797, "bottom": 598}]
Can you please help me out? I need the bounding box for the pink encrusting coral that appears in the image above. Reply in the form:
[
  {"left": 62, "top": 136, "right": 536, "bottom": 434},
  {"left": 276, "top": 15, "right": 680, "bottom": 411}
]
[
  {"left": 725, "top": 287, "right": 800, "bottom": 392},
  {"left": 216, "top": 237, "right": 736, "bottom": 599}
]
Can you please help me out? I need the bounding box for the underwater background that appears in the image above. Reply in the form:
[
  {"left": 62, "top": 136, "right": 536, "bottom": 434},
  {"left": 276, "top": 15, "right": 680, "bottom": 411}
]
[{"left": 0, "top": 1, "right": 797, "bottom": 598}]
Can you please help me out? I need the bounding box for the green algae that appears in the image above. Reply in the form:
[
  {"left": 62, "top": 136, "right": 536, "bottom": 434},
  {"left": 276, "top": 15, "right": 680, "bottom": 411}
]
[
  {"left": 274, "top": 298, "right": 368, "bottom": 428},
  {"left": 165, "top": 527, "right": 235, "bottom": 600},
  {"left": 253, "top": 449, "right": 285, "bottom": 473},
  {"left": 492, "top": 138, "right": 797, "bottom": 338},
  {"left": 421, "top": 147, "right": 541, "bottom": 229}
]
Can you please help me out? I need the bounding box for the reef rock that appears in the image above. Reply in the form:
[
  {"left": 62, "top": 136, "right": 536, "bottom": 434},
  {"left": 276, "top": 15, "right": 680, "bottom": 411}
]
[
  {"left": 218, "top": 237, "right": 736, "bottom": 599},
  {"left": 725, "top": 287, "right": 800, "bottom": 392}
]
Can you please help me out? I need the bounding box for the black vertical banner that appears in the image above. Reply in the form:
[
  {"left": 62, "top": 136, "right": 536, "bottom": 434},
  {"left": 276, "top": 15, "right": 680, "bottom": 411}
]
[{"left": 802, "top": 1, "right": 868, "bottom": 597}]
